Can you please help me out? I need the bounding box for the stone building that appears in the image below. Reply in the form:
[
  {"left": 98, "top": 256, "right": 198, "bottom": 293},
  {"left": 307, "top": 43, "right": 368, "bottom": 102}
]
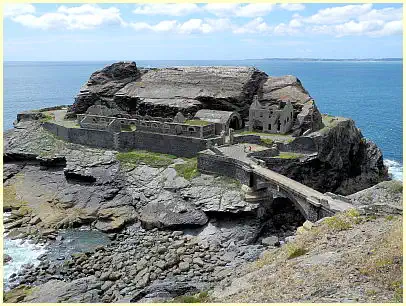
[
  {"left": 249, "top": 96, "right": 294, "bottom": 134},
  {"left": 193, "top": 109, "right": 242, "bottom": 135}
]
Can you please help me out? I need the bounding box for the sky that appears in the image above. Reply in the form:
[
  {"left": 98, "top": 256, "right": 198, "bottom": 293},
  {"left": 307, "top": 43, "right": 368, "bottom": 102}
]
[{"left": 4, "top": 3, "right": 403, "bottom": 61}]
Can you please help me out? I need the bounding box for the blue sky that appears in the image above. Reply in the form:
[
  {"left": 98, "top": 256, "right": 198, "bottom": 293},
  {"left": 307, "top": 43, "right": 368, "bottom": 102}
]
[{"left": 4, "top": 3, "right": 403, "bottom": 60}]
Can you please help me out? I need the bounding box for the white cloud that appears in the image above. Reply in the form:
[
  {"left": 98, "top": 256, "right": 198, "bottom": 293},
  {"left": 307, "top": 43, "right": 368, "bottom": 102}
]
[
  {"left": 204, "top": 4, "right": 239, "bottom": 17},
  {"left": 312, "top": 19, "right": 402, "bottom": 37},
  {"left": 302, "top": 4, "right": 373, "bottom": 24},
  {"left": 233, "top": 17, "right": 271, "bottom": 34},
  {"left": 4, "top": 4, "right": 36, "bottom": 17},
  {"left": 130, "top": 18, "right": 232, "bottom": 34},
  {"left": 132, "top": 4, "right": 200, "bottom": 16},
  {"left": 10, "top": 4, "right": 125, "bottom": 30},
  {"left": 204, "top": 3, "right": 274, "bottom": 17},
  {"left": 279, "top": 4, "right": 305, "bottom": 11}
]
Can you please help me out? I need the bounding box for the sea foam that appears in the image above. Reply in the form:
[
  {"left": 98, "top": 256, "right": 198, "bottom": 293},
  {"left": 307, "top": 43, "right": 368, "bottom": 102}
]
[{"left": 384, "top": 159, "right": 403, "bottom": 181}]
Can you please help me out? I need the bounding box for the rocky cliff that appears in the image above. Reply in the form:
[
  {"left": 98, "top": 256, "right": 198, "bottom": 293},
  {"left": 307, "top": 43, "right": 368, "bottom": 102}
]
[
  {"left": 266, "top": 117, "right": 388, "bottom": 195},
  {"left": 68, "top": 62, "right": 320, "bottom": 134}
]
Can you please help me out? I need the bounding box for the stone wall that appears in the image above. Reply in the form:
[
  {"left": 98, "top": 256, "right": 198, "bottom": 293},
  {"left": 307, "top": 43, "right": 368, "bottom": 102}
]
[
  {"left": 43, "top": 122, "right": 114, "bottom": 149},
  {"left": 77, "top": 114, "right": 215, "bottom": 139},
  {"left": 43, "top": 122, "right": 221, "bottom": 158},
  {"left": 119, "top": 131, "right": 217, "bottom": 158},
  {"left": 233, "top": 134, "right": 262, "bottom": 145},
  {"left": 197, "top": 151, "right": 252, "bottom": 186}
]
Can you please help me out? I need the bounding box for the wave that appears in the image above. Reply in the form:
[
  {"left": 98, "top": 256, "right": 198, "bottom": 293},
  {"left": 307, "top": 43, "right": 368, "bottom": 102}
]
[{"left": 384, "top": 159, "right": 403, "bottom": 181}]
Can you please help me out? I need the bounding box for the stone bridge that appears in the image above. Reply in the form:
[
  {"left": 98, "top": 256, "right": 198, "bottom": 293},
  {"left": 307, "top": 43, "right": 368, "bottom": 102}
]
[
  {"left": 249, "top": 164, "right": 353, "bottom": 221},
  {"left": 197, "top": 145, "right": 354, "bottom": 221}
]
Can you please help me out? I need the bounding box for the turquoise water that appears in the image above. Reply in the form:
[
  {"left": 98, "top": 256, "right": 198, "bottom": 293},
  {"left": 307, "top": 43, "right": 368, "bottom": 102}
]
[{"left": 4, "top": 60, "right": 403, "bottom": 178}]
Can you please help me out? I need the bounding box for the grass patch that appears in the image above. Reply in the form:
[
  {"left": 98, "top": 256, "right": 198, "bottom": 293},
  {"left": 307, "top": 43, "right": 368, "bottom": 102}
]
[
  {"left": 238, "top": 130, "right": 291, "bottom": 137},
  {"left": 40, "top": 113, "right": 55, "bottom": 123},
  {"left": 170, "top": 291, "right": 210, "bottom": 303},
  {"left": 272, "top": 152, "right": 304, "bottom": 159},
  {"left": 358, "top": 217, "right": 402, "bottom": 302},
  {"left": 286, "top": 243, "right": 307, "bottom": 259},
  {"left": 174, "top": 158, "right": 199, "bottom": 180},
  {"left": 323, "top": 215, "right": 352, "bottom": 231},
  {"left": 3, "top": 184, "right": 29, "bottom": 212},
  {"left": 387, "top": 181, "right": 403, "bottom": 194},
  {"left": 184, "top": 120, "right": 210, "bottom": 126},
  {"left": 121, "top": 125, "right": 137, "bottom": 132},
  {"left": 260, "top": 138, "right": 274, "bottom": 146},
  {"left": 116, "top": 150, "right": 176, "bottom": 168},
  {"left": 3, "top": 285, "right": 36, "bottom": 303}
]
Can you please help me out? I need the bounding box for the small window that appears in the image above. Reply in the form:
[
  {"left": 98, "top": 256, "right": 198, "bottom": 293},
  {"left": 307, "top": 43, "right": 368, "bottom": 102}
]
[
  {"left": 268, "top": 124, "right": 272, "bottom": 130},
  {"left": 120, "top": 120, "right": 125, "bottom": 124},
  {"left": 130, "top": 121, "right": 136, "bottom": 125},
  {"left": 151, "top": 123, "right": 159, "bottom": 128},
  {"left": 188, "top": 127, "right": 196, "bottom": 133},
  {"left": 92, "top": 118, "right": 97, "bottom": 123}
]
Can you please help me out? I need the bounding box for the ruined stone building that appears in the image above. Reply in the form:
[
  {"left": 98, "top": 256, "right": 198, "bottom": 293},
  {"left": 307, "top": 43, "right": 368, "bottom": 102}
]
[{"left": 249, "top": 96, "right": 294, "bottom": 134}]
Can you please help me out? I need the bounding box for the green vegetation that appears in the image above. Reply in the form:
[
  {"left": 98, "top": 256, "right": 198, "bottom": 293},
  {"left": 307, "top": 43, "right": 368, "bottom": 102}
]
[
  {"left": 272, "top": 152, "right": 304, "bottom": 159},
  {"left": 121, "top": 125, "right": 137, "bottom": 132},
  {"left": 260, "top": 138, "right": 274, "bottom": 146},
  {"left": 3, "top": 184, "right": 29, "bottom": 212},
  {"left": 184, "top": 120, "right": 210, "bottom": 126},
  {"left": 40, "top": 113, "right": 55, "bottom": 123},
  {"left": 387, "top": 180, "right": 403, "bottom": 194},
  {"left": 116, "top": 150, "right": 176, "bottom": 168},
  {"left": 286, "top": 243, "right": 307, "bottom": 259},
  {"left": 358, "top": 217, "right": 402, "bottom": 302},
  {"left": 238, "top": 130, "right": 290, "bottom": 137},
  {"left": 385, "top": 215, "right": 394, "bottom": 221},
  {"left": 170, "top": 291, "right": 210, "bottom": 303},
  {"left": 174, "top": 158, "right": 200, "bottom": 180},
  {"left": 3, "top": 285, "right": 36, "bottom": 303}
]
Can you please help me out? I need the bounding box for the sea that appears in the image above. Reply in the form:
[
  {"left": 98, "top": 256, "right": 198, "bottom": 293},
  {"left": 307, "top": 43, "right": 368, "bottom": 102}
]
[{"left": 3, "top": 59, "right": 403, "bottom": 287}]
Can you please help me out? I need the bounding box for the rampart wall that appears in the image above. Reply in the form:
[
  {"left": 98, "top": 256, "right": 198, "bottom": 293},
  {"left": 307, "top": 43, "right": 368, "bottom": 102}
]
[
  {"left": 43, "top": 122, "right": 222, "bottom": 157},
  {"left": 78, "top": 114, "right": 215, "bottom": 139}
]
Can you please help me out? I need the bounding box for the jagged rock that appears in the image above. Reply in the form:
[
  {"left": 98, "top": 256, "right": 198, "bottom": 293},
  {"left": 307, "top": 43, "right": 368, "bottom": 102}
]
[
  {"left": 4, "top": 254, "right": 12, "bottom": 264},
  {"left": 138, "top": 192, "right": 208, "bottom": 229}
]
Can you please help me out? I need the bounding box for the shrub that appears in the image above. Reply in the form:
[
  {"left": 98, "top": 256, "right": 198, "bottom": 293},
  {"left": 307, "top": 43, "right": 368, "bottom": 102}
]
[
  {"left": 171, "top": 291, "right": 210, "bottom": 303},
  {"left": 286, "top": 243, "right": 307, "bottom": 259},
  {"left": 323, "top": 216, "right": 352, "bottom": 231}
]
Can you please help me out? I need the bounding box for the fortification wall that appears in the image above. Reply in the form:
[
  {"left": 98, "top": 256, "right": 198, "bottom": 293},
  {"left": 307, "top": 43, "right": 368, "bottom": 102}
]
[
  {"left": 197, "top": 152, "right": 252, "bottom": 186},
  {"left": 43, "top": 122, "right": 222, "bottom": 157},
  {"left": 233, "top": 134, "right": 262, "bottom": 145},
  {"left": 43, "top": 122, "right": 114, "bottom": 149},
  {"left": 119, "top": 131, "right": 216, "bottom": 158},
  {"left": 77, "top": 114, "right": 216, "bottom": 139}
]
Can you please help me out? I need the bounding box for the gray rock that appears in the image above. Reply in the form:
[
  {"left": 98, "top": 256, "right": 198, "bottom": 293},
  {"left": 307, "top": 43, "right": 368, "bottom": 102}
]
[
  {"left": 261, "top": 236, "right": 280, "bottom": 247},
  {"left": 178, "top": 261, "right": 190, "bottom": 272}
]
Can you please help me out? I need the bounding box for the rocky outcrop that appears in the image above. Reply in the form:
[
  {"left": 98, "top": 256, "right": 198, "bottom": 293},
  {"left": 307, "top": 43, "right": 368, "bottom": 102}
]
[
  {"left": 69, "top": 63, "right": 268, "bottom": 120},
  {"left": 68, "top": 62, "right": 322, "bottom": 135},
  {"left": 262, "top": 117, "right": 388, "bottom": 195}
]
